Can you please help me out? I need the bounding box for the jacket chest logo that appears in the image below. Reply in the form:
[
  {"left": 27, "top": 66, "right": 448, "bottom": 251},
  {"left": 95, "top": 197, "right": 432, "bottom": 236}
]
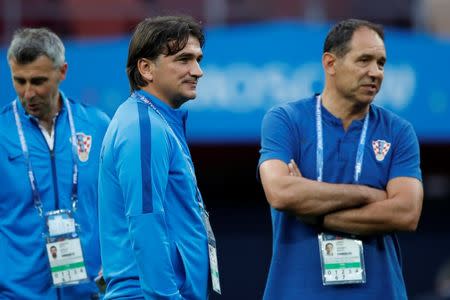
[
  {"left": 372, "top": 140, "right": 391, "bottom": 162},
  {"left": 75, "top": 132, "right": 92, "bottom": 162}
]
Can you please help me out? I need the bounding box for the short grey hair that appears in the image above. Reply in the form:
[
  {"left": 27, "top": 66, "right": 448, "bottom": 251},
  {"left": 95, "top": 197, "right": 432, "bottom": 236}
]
[{"left": 7, "top": 27, "right": 65, "bottom": 68}]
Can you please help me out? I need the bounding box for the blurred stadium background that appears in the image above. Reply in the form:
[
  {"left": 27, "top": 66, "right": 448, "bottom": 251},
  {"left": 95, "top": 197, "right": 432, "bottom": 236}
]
[{"left": 1, "top": 0, "right": 450, "bottom": 299}]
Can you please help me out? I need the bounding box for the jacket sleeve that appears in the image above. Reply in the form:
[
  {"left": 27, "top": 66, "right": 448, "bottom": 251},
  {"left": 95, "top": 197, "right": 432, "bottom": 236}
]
[{"left": 114, "top": 103, "right": 182, "bottom": 299}]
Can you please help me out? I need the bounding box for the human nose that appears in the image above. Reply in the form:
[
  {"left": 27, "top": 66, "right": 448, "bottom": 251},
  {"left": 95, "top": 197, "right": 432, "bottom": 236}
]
[
  {"left": 190, "top": 60, "right": 203, "bottom": 78},
  {"left": 368, "top": 62, "right": 383, "bottom": 79},
  {"left": 23, "top": 84, "right": 36, "bottom": 99}
]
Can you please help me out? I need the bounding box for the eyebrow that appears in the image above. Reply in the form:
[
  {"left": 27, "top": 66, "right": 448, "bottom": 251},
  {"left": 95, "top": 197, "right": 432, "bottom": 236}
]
[
  {"left": 359, "top": 53, "right": 386, "bottom": 62},
  {"left": 174, "top": 52, "right": 203, "bottom": 61},
  {"left": 13, "top": 76, "right": 49, "bottom": 83}
]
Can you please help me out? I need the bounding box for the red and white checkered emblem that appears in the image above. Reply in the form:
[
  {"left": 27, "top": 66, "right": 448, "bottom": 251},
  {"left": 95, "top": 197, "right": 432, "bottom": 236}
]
[
  {"left": 372, "top": 140, "right": 391, "bottom": 162},
  {"left": 75, "top": 132, "right": 92, "bottom": 162}
]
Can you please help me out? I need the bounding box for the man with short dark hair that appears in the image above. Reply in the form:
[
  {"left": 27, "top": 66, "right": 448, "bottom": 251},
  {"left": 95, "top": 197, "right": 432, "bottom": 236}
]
[
  {"left": 258, "top": 19, "right": 423, "bottom": 299},
  {"left": 98, "top": 16, "right": 220, "bottom": 299},
  {"left": 50, "top": 245, "right": 58, "bottom": 259},
  {"left": 325, "top": 242, "right": 334, "bottom": 256},
  {"left": 0, "top": 27, "right": 110, "bottom": 299}
]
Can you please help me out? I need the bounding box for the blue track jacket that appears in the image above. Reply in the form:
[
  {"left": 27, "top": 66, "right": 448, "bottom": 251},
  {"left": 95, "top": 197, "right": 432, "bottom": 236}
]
[
  {"left": 98, "top": 90, "right": 209, "bottom": 299},
  {"left": 0, "top": 92, "right": 110, "bottom": 299}
]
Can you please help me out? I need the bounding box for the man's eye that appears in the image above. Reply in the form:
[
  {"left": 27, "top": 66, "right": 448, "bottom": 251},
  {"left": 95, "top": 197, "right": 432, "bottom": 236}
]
[{"left": 31, "top": 78, "right": 47, "bottom": 85}]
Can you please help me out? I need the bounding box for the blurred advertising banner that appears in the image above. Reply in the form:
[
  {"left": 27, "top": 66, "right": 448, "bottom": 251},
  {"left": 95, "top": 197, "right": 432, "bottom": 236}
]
[{"left": 1, "top": 22, "right": 449, "bottom": 143}]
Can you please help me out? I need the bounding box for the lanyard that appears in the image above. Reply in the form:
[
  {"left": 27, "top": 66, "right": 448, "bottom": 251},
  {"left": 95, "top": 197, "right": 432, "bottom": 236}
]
[
  {"left": 13, "top": 94, "right": 79, "bottom": 217},
  {"left": 133, "top": 92, "right": 205, "bottom": 210},
  {"left": 315, "top": 95, "right": 369, "bottom": 183}
]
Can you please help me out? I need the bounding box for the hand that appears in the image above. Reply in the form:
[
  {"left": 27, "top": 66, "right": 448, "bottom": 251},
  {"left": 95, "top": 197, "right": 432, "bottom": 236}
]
[
  {"left": 95, "top": 267, "right": 106, "bottom": 294},
  {"left": 365, "top": 185, "right": 388, "bottom": 204},
  {"left": 288, "top": 159, "right": 302, "bottom": 177}
]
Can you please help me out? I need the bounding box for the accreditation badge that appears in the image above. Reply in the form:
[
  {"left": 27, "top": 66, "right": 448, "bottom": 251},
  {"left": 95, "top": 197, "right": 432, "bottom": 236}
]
[
  {"left": 318, "top": 233, "right": 366, "bottom": 285},
  {"left": 201, "top": 209, "right": 221, "bottom": 295},
  {"left": 45, "top": 210, "right": 88, "bottom": 287}
]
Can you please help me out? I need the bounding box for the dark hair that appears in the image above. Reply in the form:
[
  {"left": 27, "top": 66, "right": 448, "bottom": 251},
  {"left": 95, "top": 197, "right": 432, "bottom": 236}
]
[
  {"left": 7, "top": 27, "right": 65, "bottom": 68},
  {"left": 323, "top": 19, "right": 384, "bottom": 57},
  {"left": 126, "top": 15, "right": 205, "bottom": 91}
]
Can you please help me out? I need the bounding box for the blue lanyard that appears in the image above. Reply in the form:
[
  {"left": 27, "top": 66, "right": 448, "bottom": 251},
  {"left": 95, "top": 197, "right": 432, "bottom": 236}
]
[
  {"left": 133, "top": 92, "right": 205, "bottom": 210},
  {"left": 13, "top": 93, "right": 79, "bottom": 217},
  {"left": 315, "top": 95, "right": 369, "bottom": 183}
]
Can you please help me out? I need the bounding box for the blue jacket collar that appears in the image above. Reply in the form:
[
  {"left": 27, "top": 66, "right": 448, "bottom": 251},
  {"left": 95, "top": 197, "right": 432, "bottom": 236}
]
[{"left": 135, "top": 89, "right": 188, "bottom": 128}]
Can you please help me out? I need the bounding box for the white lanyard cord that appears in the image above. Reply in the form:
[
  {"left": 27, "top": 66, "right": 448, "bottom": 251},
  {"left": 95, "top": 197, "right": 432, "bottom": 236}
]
[
  {"left": 315, "top": 95, "right": 369, "bottom": 183},
  {"left": 13, "top": 94, "right": 79, "bottom": 217}
]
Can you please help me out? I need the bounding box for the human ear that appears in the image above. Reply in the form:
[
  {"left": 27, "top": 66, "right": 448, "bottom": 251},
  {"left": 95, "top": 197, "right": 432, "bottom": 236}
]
[
  {"left": 322, "top": 52, "right": 336, "bottom": 76},
  {"left": 137, "top": 58, "right": 154, "bottom": 82},
  {"left": 59, "top": 63, "right": 68, "bottom": 81}
]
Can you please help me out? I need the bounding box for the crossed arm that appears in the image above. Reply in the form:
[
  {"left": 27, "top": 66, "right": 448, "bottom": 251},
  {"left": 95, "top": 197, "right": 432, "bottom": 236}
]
[{"left": 259, "top": 159, "right": 423, "bottom": 236}]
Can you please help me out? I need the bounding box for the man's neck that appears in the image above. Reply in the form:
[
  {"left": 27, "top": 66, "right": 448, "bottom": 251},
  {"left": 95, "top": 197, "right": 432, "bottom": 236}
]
[
  {"left": 39, "top": 96, "right": 62, "bottom": 134},
  {"left": 320, "top": 90, "right": 369, "bottom": 130},
  {"left": 39, "top": 117, "right": 56, "bottom": 135},
  {"left": 140, "top": 87, "right": 184, "bottom": 109}
]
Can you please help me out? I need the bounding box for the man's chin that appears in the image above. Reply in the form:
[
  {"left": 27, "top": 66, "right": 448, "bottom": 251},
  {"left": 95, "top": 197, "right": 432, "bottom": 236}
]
[
  {"left": 25, "top": 109, "right": 42, "bottom": 118},
  {"left": 359, "top": 93, "right": 377, "bottom": 104},
  {"left": 184, "top": 92, "right": 197, "bottom": 101}
]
